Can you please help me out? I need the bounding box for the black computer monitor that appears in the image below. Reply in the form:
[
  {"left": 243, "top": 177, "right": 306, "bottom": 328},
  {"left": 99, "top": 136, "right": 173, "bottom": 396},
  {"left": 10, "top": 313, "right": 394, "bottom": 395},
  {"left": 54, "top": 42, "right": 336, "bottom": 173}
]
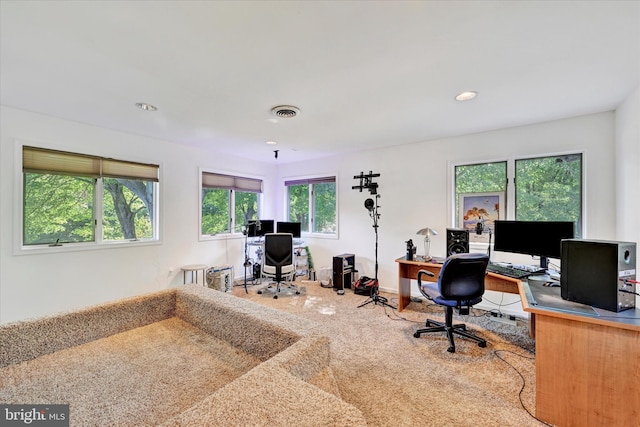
[
  {"left": 493, "top": 220, "right": 575, "bottom": 268},
  {"left": 247, "top": 219, "right": 274, "bottom": 236},
  {"left": 276, "top": 221, "right": 301, "bottom": 238}
]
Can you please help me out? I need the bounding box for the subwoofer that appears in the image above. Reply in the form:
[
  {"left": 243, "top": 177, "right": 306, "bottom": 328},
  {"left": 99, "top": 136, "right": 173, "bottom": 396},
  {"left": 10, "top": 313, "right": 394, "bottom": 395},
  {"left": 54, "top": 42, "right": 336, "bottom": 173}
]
[
  {"left": 561, "top": 239, "right": 636, "bottom": 312},
  {"left": 446, "top": 228, "right": 469, "bottom": 255}
]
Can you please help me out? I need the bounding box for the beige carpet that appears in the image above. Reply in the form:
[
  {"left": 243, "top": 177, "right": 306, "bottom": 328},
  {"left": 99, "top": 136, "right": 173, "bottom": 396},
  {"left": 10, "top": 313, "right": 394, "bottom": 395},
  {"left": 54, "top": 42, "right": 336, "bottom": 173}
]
[
  {"left": 235, "top": 281, "right": 542, "bottom": 427},
  {"left": 0, "top": 317, "right": 261, "bottom": 426}
]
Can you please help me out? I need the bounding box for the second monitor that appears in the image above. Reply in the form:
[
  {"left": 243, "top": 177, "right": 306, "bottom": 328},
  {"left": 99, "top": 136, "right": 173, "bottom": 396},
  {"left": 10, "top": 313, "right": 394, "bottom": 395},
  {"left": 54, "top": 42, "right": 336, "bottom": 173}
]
[
  {"left": 276, "top": 221, "right": 302, "bottom": 238},
  {"left": 247, "top": 219, "right": 274, "bottom": 236}
]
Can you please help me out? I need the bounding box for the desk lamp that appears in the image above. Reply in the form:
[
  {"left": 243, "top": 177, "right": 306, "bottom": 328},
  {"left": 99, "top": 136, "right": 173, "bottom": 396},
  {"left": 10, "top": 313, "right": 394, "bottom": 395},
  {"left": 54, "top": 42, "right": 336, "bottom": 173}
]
[{"left": 416, "top": 227, "right": 437, "bottom": 261}]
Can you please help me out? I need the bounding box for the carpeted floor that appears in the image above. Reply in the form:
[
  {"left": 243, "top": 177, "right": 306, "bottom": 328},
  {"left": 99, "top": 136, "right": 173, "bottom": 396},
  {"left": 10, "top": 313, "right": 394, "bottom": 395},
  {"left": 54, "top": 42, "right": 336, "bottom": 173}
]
[
  {"left": 234, "top": 280, "right": 544, "bottom": 427},
  {"left": 0, "top": 317, "right": 262, "bottom": 426}
]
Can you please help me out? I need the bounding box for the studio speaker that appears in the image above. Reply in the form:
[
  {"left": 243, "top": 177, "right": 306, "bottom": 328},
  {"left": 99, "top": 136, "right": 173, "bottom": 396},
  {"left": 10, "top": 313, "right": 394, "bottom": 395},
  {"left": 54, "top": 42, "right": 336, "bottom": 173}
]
[
  {"left": 446, "top": 228, "right": 469, "bottom": 255},
  {"left": 561, "top": 239, "right": 636, "bottom": 312}
]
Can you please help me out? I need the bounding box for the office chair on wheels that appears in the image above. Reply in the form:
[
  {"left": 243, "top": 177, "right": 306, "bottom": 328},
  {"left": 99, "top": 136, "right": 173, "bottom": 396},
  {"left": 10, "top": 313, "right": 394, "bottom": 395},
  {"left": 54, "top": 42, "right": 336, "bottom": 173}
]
[
  {"left": 258, "top": 233, "right": 298, "bottom": 299},
  {"left": 413, "top": 252, "right": 489, "bottom": 353}
]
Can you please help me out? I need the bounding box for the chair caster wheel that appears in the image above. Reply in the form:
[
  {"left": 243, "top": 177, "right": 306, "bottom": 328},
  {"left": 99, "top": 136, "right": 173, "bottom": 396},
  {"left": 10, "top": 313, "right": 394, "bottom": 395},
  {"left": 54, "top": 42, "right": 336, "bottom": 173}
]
[
  {"left": 257, "top": 290, "right": 262, "bottom": 294},
  {"left": 447, "top": 347, "right": 455, "bottom": 353},
  {"left": 273, "top": 295, "right": 278, "bottom": 299},
  {"left": 295, "top": 291, "right": 300, "bottom": 294},
  {"left": 478, "top": 342, "right": 487, "bottom": 348},
  {"left": 413, "top": 332, "right": 420, "bottom": 338}
]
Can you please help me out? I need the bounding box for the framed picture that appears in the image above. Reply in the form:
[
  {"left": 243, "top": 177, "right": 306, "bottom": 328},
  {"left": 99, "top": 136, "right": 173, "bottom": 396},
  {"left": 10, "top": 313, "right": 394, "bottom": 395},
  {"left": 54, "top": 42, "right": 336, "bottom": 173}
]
[{"left": 458, "top": 192, "right": 504, "bottom": 243}]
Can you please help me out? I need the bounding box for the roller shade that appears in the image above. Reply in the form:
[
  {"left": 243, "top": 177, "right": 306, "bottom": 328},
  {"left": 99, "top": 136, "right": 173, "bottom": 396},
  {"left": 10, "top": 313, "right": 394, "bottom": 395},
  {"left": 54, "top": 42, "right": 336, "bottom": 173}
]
[
  {"left": 202, "top": 172, "right": 262, "bottom": 193},
  {"left": 284, "top": 176, "right": 335, "bottom": 186},
  {"left": 23, "top": 146, "right": 101, "bottom": 177},
  {"left": 23, "top": 146, "right": 159, "bottom": 182}
]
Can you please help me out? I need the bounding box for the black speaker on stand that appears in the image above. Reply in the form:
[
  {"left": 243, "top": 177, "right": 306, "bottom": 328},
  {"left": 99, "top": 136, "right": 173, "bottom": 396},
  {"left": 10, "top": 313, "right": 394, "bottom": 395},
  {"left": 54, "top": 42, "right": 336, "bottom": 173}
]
[{"left": 446, "top": 228, "right": 469, "bottom": 255}]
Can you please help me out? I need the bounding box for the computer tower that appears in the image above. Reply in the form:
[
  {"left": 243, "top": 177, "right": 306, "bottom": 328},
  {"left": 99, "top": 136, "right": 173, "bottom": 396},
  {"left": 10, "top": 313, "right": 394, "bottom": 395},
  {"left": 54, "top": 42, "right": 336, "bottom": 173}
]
[
  {"left": 446, "top": 228, "right": 469, "bottom": 256},
  {"left": 561, "top": 239, "right": 636, "bottom": 312}
]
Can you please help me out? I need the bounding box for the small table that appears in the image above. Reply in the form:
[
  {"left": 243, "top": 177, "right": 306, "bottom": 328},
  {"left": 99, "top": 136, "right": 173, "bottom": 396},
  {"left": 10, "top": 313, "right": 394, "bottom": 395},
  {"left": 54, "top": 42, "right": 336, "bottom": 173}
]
[{"left": 181, "top": 264, "right": 208, "bottom": 285}]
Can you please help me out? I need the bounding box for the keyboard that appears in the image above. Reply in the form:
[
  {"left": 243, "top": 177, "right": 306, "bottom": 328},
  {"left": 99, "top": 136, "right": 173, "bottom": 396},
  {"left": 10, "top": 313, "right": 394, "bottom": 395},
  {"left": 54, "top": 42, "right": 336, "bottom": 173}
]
[{"left": 487, "top": 263, "right": 545, "bottom": 279}]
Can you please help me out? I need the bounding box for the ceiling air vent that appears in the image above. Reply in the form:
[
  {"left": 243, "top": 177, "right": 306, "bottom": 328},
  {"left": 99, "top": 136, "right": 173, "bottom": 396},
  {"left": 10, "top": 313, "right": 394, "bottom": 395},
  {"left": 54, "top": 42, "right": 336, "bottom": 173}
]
[{"left": 271, "top": 105, "right": 300, "bottom": 118}]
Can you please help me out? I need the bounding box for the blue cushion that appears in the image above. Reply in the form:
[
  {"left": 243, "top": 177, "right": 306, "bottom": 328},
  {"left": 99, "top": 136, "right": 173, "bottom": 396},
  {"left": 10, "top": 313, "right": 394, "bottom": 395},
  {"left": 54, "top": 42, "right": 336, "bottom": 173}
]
[{"left": 420, "top": 282, "right": 482, "bottom": 307}]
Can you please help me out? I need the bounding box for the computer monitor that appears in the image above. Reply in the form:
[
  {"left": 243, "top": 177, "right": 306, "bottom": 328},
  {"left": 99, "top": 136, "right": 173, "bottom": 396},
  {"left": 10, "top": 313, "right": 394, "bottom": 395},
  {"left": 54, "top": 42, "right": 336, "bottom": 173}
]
[
  {"left": 493, "top": 220, "right": 575, "bottom": 269},
  {"left": 276, "top": 221, "right": 301, "bottom": 238},
  {"left": 246, "top": 219, "right": 274, "bottom": 237}
]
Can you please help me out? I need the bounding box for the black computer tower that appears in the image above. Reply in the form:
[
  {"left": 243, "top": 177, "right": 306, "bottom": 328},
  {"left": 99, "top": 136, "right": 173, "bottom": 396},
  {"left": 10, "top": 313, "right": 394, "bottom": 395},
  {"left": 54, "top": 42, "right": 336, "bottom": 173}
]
[{"left": 560, "top": 239, "right": 636, "bottom": 312}]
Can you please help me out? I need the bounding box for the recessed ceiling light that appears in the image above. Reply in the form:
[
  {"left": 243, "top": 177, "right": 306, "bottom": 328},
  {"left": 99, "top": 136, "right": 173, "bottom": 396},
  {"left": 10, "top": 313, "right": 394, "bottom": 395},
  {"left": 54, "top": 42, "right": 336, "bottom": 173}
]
[
  {"left": 266, "top": 141, "right": 277, "bottom": 145},
  {"left": 135, "top": 102, "right": 157, "bottom": 111},
  {"left": 455, "top": 91, "right": 477, "bottom": 101}
]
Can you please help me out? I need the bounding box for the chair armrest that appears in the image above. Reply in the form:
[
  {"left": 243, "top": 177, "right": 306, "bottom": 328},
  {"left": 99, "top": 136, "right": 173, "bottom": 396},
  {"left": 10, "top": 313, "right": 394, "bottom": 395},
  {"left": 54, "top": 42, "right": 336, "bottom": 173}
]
[{"left": 417, "top": 269, "right": 435, "bottom": 284}]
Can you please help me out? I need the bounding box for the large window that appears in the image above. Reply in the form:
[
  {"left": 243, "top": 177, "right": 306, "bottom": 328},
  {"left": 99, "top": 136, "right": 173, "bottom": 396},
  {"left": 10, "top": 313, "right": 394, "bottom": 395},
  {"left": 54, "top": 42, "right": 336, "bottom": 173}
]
[
  {"left": 22, "top": 146, "right": 159, "bottom": 247},
  {"left": 201, "top": 171, "right": 262, "bottom": 236},
  {"left": 515, "top": 154, "right": 582, "bottom": 233},
  {"left": 454, "top": 153, "right": 583, "bottom": 237},
  {"left": 285, "top": 176, "right": 336, "bottom": 235}
]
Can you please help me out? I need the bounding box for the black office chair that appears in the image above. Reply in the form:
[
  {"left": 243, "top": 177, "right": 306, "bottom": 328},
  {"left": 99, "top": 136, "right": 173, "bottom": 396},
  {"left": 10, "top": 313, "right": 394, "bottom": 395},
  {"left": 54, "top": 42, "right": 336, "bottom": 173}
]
[
  {"left": 258, "top": 233, "right": 298, "bottom": 299},
  {"left": 413, "top": 252, "right": 489, "bottom": 353}
]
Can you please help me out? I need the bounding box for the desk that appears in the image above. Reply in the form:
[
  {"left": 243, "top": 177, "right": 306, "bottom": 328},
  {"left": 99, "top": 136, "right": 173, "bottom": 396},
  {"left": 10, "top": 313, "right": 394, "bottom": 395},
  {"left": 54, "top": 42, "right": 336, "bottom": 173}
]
[
  {"left": 395, "top": 257, "right": 520, "bottom": 311},
  {"left": 397, "top": 256, "right": 640, "bottom": 425},
  {"left": 519, "top": 282, "right": 640, "bottom": 427}
]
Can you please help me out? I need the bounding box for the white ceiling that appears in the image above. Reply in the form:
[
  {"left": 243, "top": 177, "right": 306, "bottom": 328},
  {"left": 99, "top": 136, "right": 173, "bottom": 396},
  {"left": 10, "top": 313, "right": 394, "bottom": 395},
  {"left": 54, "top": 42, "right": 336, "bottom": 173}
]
[{"left": 1, "top": 1, "right": 639, "bottom": 164}]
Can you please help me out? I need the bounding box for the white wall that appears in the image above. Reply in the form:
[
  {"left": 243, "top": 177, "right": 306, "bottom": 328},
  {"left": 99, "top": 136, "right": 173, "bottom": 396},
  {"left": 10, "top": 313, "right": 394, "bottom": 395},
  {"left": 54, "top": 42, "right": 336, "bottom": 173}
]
[
  {"left": 277, "top": 112, "right": 617, "bottom": 317},
  {"left": 0, "top": 106, "right": 629, "bottom": 323},
  {"left": 0, "top": 106, "right": 276, "bottom": 323},
  {"left": 615, "top": 85, "right": 640, "bottom": 307}
]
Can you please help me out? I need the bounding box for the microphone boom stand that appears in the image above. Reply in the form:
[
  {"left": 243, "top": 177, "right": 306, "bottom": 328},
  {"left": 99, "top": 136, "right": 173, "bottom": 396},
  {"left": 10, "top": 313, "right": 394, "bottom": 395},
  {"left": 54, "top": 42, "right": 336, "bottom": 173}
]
[
  {"left": 242, "top": 225, "right": 252, "bottom": 294},
  {"left": 358, "top": 194, "right": 396, "bottom": 310}
]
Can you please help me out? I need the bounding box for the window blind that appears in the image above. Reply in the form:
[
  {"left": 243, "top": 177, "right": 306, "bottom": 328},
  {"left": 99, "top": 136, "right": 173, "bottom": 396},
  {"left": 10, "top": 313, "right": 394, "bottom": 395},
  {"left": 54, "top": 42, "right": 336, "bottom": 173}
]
[
  {"left": 23, "top": 146, "right": 159, "bottom": 182},
  {"left": 202, "top": 172, "right": 262, "bottom": 193},
  {"left": 284, "top": 176, "right": 336, "bottom": 186}
]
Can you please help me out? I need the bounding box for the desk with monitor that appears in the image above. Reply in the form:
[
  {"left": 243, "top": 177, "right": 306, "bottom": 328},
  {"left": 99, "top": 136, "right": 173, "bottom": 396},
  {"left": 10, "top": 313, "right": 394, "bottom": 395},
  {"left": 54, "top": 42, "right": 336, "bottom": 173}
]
[
  {"left": 396, "top": 256, "right": 640, "bottom": 427},
  {"left": 395, "top": 257, "right": 521, "bottom": 311}
]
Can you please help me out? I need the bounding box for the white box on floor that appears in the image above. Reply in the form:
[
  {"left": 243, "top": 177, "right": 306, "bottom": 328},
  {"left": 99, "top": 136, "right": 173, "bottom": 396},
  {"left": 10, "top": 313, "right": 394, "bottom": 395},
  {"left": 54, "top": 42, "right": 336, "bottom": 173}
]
[{"left": 206, "top": 266, "right": 233, "bottom": 292}]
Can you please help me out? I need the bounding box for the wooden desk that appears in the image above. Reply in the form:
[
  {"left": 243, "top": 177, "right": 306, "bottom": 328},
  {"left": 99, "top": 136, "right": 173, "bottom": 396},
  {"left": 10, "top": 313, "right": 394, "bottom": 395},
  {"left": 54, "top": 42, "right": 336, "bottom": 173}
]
[
  {"left": 395, "top": 257, "right": 520, "bottom": 311},
  {"left": 520, "top": 282, "right": 640, "bottom": 427},
  {"left": 397, "top": 256, "right": 640, "bottom": 425}
]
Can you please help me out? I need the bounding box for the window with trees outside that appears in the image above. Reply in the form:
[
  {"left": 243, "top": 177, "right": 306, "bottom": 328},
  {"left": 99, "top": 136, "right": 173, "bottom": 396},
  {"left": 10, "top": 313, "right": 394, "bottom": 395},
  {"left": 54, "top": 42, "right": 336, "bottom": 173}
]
[
  {"left": 201, "top": 171, "right": 262, "bottom": 236},
  {"left": 285, "top": 176, "right": 337, "bottom": 235},
  {"left": 22, "top": 146, "right": 159, "bottom": 247},
  {"left": 455, "top": 153, "right": 583, "bottom": 238}
]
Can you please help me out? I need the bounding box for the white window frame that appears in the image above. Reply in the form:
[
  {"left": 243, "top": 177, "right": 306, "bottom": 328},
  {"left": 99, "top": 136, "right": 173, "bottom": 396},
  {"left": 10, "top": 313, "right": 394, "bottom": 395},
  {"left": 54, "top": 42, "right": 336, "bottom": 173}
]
[
  {"left": 199, "top": 168, "right": 264, "bottom": 241},
  {"left": 449, "top": 150, "right": 586, "bottom": 241},
  {"left": 14, "top": 140, "right": 162, "bottom": 255},
  {"left": 283, "top": 173, "right": 339, "bottom": 239}
]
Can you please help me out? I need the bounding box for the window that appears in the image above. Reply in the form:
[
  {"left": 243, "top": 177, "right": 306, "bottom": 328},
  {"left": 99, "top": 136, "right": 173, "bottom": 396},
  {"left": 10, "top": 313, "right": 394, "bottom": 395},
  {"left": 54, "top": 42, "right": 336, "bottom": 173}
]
[
  {"left": 454, "top": 161, "right": 507, "bottom": 227},
  {"left": 454, "top": 153, "right": 583, "bottom": 237},
  {"left": 22, "top": 146, "right": 159, "bottom": 247},
  {"left": 515, "top": 154, "right": 582, "bottom": 234},
  {"left": 201, "top": 171, "right": 262, "bottom": 236},
  {"left": 285, "top": 176, "right": 336, "bottom": 235}
]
